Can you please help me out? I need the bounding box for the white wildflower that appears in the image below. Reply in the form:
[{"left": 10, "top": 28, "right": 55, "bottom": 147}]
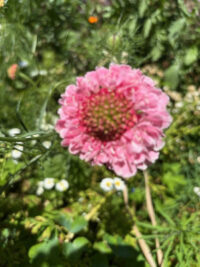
[
  {"left": 113, "top": 177, "right": 125, "bottom": 191},
  {"left": 43, "top": 178, "right": 55, "bottom": 190},
  {"left": 42, "top": 141, "right": 52, "bottom": 149},
  {"left": 193, "top": 187, "right": 200, "bottom": 197},
  {"left": 36, "top": 186, "right": 44, "bottom": 196},
  {"left": 175, "top": 102, "right": 183, "bottom": 108},
  {"left": 39, "top": 70, "right": 47, "bottom": 76},
  {"left": 55, "top": 179, "right": 69, "bottom": 192},
  {"left": 11, "top": 145, "right": 23, "bottom": 159},
  {"left": 100, "top": 178, "right": 114, "bottom": 192},
  {"left": 8, "top": 128, "right": 21, "bottom": 136},
  {"left": 30, "top": 70, "right": 39, "bottom": 77}
]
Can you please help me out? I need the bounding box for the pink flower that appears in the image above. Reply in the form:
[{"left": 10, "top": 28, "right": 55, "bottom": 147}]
[
  {"left": 7, "top": 64, "right": 18, "bottom": 80},
  {"left": 56, "top": 64, "right": 172, "bottom": 178}
]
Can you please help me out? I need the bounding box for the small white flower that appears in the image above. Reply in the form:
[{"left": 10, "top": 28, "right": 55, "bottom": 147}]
[
  {"left": 42, "top": 141, "right": 52, "bottom": 149},
  {"left": 113, "top": 177, "right": 125, "bottom": 191},
  {"left": 55, "top": 179, "right": 69, "bottom": 192},
  {"left": 31, "top": 140, "right": 37, "bottom": 145},
  {"left": 193, "top": 187, "right": 200, "bottom": 197},
  {"left": 100, "top": 178, "right": 114, "bottom": 192},
  {"left": 8, "top": 128, "right": 21, "bottom": 136},
  {"left": 43, "top": 178, "right": 55, "bottom": 190},
  {"left": 39, "top": 70, "right": 47, "bottom": 76},
  {"left": 11, "top": 145, "right": 23, "bottom": 159},
  {"left": 175, "top": 102, "right": 183, "bottom": 108},
  {"left": 36, "top": 186, "right": 44, "bottom": 196},
  {"left": 30, "top": 70, "right": 39, "bottom": 77},
  {"left": 197, "top": 156, "right": 200, "bottom": 164}
]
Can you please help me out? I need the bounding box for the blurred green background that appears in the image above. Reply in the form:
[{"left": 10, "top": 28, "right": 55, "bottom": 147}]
[{"left": 0, "top": 0, "right": 200, "bottom": 266}]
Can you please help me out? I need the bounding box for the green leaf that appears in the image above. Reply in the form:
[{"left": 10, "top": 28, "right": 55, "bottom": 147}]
[
  {"left": 151, "top": 44, "right": 164, "bottom": 61},
  {"left": 40, "top": 226, "right": 53, "bottom": 240},
  {"left": 184, "top": 46, "right": 198, "bottom": 66},
  {"left": 136, "top": 222, "right": 172, "bottom": 232},
  {"left": 139, "top": 0, "right": 148, "bottom": 18},
  {"left": 162, "top": 172, "right": 186, "bottom": 194},
  {"left": 168, "top": 18, "right": 185, "bottom": 47},
  {"left": 155, "top": 202, "right": 176, "bottom": 226},
  {"left": 63, "top": 237, "right": 89, "bottom": 260},
  {"left": 93, "top": 242, "right": 112, "bottom": 254},
  {"left": 28, "top": 238, "right": 59, "bottom": 261},
  {"left": 56, "top": 214, "right": 87, "bottom": 234},
  {"left": 143, "top": 18, "right": 152, "bottom": 38},
  {"left": 55, "top": 213, "right": 72, "bottom": 229},
  {"left": 128, "top": 17, "right": 138, "bottom": 35},
  {"left": 164, "top": 64, "right": 180, "bottom": 89},
  {"left": 69, "top": 216, "right": 88, "bottom": 233},
  {"left": 92, "top": 253, "right": 109, "bottom": 267}
]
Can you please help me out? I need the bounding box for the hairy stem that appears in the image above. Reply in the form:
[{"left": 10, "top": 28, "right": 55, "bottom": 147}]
[
  {"left": 122, "top": 185, "right": 157, "bottom": 267},
  {"left": 143, "top": 170, "right": 164, "bottom": 266}
]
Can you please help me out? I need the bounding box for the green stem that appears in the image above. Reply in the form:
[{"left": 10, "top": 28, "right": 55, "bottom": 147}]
[{"left": 0, "top": 132, "right": 54, "bottom": 143}]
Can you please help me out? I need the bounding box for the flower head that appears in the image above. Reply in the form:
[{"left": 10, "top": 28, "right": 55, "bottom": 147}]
[
  {"left": 43, "top": 178, "right": 55, "bottom": 190},
  {"left": 56, "top": 64, "right": 172, "bottom": 178},
  {"left": 11, "top": 144, "right": 23, "bottom": 159},
  {"left": 100, "top": 178, "right": 114, "bottom": 192},
  {"left": 7, "top": 64, "right": 18, "bottom": 80},
  {"left": 36, "top": 186, "right": 44, "bottom": 196},
  {"left": 88, "top": 16, "right": 98, "bottom": 24},
  {"left": 8, "top": 128, "right": 21, "bottom": 136},
  {"left": 55, "top": 179, "right": 69, "bottom": 192},
  {"left": 113, "top": 177, "right": 125, "bottom": 191},
  {"left": 42, "top": 141, "right": 52, "bottom": 149},
  {"left": 193, "top": 187, "right": 200, "bottom": 197}
]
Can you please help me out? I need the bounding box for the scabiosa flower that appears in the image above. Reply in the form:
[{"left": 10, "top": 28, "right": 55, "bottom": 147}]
[
  {"left": 43, "top": 178, "right": 55, "bottom": 190},
  {"left": 113, "top": 177, "right": 125, "bottom": 191},
  {"left": 56, "top": 64, "right": 172, "bottom": 178},
  {"left": 55, "top": 179, "right": 69, "bottom": 192},
  {"left": 100, "top": 178, "right": 114, "bottom": 192}
]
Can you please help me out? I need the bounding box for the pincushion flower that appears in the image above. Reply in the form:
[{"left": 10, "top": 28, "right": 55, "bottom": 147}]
[{"left": 56, "top": 64, "right": 172, "bottom": 178}]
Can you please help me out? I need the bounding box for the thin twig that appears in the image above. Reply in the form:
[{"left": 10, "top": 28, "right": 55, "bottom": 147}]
[
  {"left": 144, "top": 170, "right": 164, "bottom": 266},
  {"left": 122, "top": 185, "right": 157, "bottom": 267}
]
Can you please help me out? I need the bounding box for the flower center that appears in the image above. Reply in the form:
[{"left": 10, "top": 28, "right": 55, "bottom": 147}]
[{"left": 79, "top": 88, "right": 137, "bottom": 141}]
